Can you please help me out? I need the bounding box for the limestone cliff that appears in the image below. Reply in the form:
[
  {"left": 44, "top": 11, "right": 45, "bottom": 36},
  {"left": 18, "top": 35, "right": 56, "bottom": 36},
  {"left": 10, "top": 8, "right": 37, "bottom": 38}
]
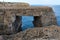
[{"left": 0, "top": 2, "right": 57, "bottom": 35}]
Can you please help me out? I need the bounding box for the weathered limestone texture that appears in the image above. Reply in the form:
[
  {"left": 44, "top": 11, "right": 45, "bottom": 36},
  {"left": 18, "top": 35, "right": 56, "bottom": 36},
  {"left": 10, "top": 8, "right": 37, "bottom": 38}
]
[
  {"left": 0, "top": 2, "right": 30, "bottom": 7},
  {"left": 1, "top": 25, "right": 60, "bottom": 40},
  {"left": 33, "top": 8, "right": 57, "bottom": 27},
  {"left": 0, "top": 2, "right": 57, "bottom": 34}
]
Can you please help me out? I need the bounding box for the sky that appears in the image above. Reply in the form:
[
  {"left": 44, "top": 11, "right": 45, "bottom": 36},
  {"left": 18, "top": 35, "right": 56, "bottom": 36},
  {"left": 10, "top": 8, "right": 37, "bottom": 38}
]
[{"left": 0, "top": 0, "right": 60, "bottom": 5}]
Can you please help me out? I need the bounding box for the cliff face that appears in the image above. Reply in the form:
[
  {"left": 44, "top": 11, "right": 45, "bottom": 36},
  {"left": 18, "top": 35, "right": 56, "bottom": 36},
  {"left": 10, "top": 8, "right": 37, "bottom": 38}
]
[{"left": 0, "top": 2, "right": 57, "bottom": 35}]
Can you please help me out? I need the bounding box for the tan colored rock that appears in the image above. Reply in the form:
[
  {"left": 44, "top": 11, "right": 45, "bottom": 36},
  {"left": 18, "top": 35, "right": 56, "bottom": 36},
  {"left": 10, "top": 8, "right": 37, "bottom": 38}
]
[
  {"left": 0, "top": 2, "right": 30, "bottom": 7},
  {"left": 14, "top": 25, "right": 60, "bottom": 40},
  {"left": 1, "top": 25, "right": 60, "bottom": 40},
  {"left": 0, "top": 2, "right": 57, "bottom": 35}
]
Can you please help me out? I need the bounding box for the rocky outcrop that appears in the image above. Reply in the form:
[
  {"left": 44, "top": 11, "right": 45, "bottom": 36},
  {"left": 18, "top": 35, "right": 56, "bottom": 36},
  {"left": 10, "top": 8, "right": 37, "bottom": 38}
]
[
  {"left": 0, "top": 2, "right": 57, "bottom": 35},
  {"left": 33, "top": 8, "right": 57, "bottom": 27},
  {"left": 13, "top": 25, "right": 60, "bottom": 40},
  {"left": 0, "top": 25, "right": 60, "bottom": 40}
]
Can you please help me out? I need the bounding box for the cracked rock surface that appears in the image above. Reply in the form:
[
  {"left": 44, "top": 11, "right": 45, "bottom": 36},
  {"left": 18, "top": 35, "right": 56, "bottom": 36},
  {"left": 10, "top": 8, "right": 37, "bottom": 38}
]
[{"left": 0, "top": 25, "right": 60, "bottom": 40}]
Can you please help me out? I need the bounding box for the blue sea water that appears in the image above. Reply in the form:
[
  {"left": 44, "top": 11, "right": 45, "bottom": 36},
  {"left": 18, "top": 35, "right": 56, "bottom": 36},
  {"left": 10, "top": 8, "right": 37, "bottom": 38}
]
[
  {"left": 52, "top": 5, "right": 60, "bottom": 26},
  {"left": 22, "top": 16, "right": 34, "bottom": 30},
  {"left": 22, "top": 5, "right": 60, "bottom": 30}
]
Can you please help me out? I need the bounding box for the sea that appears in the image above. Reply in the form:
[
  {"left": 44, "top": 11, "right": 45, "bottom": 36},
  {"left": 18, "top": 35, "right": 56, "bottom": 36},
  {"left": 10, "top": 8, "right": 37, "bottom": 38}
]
[{"left": 22, "top": 5, "right": 60, "bottom": 30}]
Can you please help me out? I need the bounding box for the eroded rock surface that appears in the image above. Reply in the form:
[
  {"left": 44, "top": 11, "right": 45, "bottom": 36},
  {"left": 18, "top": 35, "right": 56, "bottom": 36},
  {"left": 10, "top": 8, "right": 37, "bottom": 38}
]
[
  {"left": 1, "top": 25, "right": 60, "bottom": 40},
  {"left": 0, "top": 2, "right": 30, "bottom": 7},
  {"left": 0, "top": 2, "right": 57, "bottom": 39}
]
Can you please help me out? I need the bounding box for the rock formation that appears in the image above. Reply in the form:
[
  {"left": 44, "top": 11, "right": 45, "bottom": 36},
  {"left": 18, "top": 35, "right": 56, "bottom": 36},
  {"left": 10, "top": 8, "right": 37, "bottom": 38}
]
[
  {"left": 0, "top": 2, "right": 30, "bottom": 7},
  {"left": 0, "top": 2, "right": 57, "bottom": 39},
  {"left": 0, "top": 25, "right": 60, "bottom": 40}
]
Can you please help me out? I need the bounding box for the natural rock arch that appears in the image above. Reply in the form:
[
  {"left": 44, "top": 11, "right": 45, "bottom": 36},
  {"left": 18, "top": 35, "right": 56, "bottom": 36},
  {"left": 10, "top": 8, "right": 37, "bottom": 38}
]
[{"left": 0, "top": 2, "right": 57, "bottom": 35}]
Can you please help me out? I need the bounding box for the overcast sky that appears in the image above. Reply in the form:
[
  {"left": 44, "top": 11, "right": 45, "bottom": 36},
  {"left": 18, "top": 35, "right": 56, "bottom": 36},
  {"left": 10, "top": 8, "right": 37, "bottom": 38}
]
[{"left": 0, "top": 0, "right": 60, "bottom": 5}]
